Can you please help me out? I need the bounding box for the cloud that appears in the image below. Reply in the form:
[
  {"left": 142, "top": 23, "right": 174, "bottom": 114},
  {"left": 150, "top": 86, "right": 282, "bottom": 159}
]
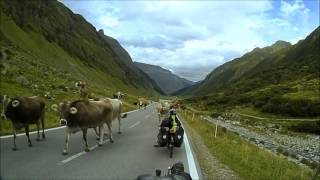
[
  {"left": 280, "top": 0, "right": 309, "bottom": 18},
  {"left": 99, "top": 16, "right": 120, "bottom": 28},
  {"left": 120, "top": 35, "right": 184, "bottom": 49},
  {"left": 61, "top": 0, "right": 318, "bottom": 82}
]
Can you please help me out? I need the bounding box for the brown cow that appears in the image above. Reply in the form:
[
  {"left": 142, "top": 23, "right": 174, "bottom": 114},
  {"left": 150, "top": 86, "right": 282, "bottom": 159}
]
[
  {"left": 1, "top": 95, "right": 46, "bottom": 150},
  {"left": 59, "top": 99, "right": 124, "bottom": 155}
]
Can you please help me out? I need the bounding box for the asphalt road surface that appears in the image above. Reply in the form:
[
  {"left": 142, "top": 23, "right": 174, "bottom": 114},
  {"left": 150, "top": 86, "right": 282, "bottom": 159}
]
[{"left": 0, "top": 103, "right": 201, "bottom": 179}]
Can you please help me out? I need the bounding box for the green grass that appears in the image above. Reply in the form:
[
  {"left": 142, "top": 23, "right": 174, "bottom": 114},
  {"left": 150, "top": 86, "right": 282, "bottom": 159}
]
[
  {"left": 0, "top": 12, "right": 158, "bottom": 95},
  {"left": 180, "top": 110, "right": 315, "bottom": 180},
  {"left": 0, "top": 11, "right": 154, "bottom": 135}
]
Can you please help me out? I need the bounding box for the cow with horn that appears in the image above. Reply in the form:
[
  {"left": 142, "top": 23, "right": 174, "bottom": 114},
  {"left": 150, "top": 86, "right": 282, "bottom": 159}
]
[
  {"left": 1, "top": 95, "right": 46, "bottom": 150},
  {"left": 59, "top": 98, "right": 126, "bottom": 155}
]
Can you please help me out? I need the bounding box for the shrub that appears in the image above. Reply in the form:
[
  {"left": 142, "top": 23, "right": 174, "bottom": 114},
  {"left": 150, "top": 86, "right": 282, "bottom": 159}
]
[
  {"left": 210, "top": 111, "right": 222, "bottom": 118},
  {"left": 289, "top": 121, "right": 320, "bottom": 135},
  {"left": 276, "top": 147, "right": 284, "bottom": 153},
  {"left": 259, "top": 96, "right": 320, "bottom": 117},
  {"left": 222, "top": 127, "right": 227, "bottom": 132},
  {"left": 283, "top": 150, "right": 290, "bottom": 156}
]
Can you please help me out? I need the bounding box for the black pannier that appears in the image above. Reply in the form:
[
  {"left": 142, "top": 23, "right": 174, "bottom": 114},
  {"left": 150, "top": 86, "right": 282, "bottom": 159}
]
[
  {"left": 173, "top": 127, "right": 184, "bottom": 147},
  {"left": 157, "top": 127, "right": 169, "bottom": 147}
]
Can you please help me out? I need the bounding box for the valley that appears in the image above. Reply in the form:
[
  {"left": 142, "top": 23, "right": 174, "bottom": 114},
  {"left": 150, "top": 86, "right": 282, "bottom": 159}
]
[{"left": 0, "top": 0, "right": 319, "bottom": 179}]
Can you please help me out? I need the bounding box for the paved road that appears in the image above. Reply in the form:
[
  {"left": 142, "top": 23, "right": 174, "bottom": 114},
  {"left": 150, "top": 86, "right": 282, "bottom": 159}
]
[{"left": 0, "top": 103, "right": 200, "bottom": 179}]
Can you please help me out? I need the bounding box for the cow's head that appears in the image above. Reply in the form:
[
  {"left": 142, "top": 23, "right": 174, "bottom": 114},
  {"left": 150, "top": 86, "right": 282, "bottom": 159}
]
[{"left": 59, "top": 101, "right": 73, "bottom": 126}]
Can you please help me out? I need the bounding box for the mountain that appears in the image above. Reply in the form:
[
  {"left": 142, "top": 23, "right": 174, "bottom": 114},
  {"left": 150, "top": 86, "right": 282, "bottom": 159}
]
[
  {"left": 98, "top": 30, "right": 164, "bottom": 94},
  {"left": 190, "top": 40, "right": 292, "bottom": 95},
  {"left": 134, "top": 62, "right": 194, "bottom": 95},
  {"left": 171, "top": 81, "right": 202, "bottom": 96},
  {"left": 0, "top": 0, "right": 163, "bottom": 98},
  {"left": 181, "top": 27, "right": 320, "bottom": 117}
]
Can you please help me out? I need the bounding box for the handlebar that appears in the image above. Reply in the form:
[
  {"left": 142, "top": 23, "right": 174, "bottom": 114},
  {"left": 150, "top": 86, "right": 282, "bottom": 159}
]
[{"left": 136, "top": 162, "right": 192, "bottom": 180}]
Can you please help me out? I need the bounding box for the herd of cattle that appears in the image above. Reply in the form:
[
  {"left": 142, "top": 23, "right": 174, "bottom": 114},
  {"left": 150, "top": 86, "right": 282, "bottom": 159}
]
[
  {"left": 157, "top": 99, "right": 180, "bottom": 119},
  {"left": 0, "top": 94, "right": 181, "bottom": 155},
  {"left": 0, "top": 95, "right": 127, "bottom": 154}
]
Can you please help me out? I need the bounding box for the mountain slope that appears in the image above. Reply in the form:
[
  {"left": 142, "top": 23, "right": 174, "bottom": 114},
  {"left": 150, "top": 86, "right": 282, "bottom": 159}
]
[
  {"left": 0, "top": 0, "right": 162, "bottom": 96},
  {"left": 182, "top": 27, "right": 320, "bottom": 117},
  {"left": 134, "top": 62, "right": 194, "bottom": 95},
  {"left": 98, "top": 30, "right": 164, "bottom": 94},
  {"left": 190, "top": 40, "right": 292, "bottom": 95}
]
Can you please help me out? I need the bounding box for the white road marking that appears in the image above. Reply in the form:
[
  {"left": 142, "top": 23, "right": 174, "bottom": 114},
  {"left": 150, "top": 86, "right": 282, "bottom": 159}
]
[
  {"left": 145, "top": 113, "right": 153, "bottom": 119},
  {"left": 58, "top": 111, "right": 144, "bottom": 165},
  {"left": 0, "top": 126, "right": 66, "bottom": 139},
  {"left": 57, "top": 151, "right": 86, "bottom": 165},
  {"left": 0, "top": 108, "right": 139, "bottom": 139},
  {"left": 126, "top": 109, "right": 139, "bottom": 114},
  {"left": 58, "top": 108, "right": 147, "bottom": 165},
  {"left": 57, "top": 139, "right": 110, "bottom": 165},
  {"left": 129, "top": 121, "right": 141, "bottom": 129}
]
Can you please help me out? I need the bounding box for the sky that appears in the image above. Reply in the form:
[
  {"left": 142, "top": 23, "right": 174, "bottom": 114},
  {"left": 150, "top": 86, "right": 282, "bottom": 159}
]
[{"left": 61, "top": 0, "right": 319, "bottom": 82}]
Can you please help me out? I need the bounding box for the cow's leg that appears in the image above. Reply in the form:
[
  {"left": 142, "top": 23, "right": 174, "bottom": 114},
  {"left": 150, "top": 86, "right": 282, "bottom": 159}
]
[
  {"left": 118, "top": 110, "right": 121, "bottom": 134},
  {"left": 41, "top": 109, "right": 46, "bottom": 139},
  {"left": 62, "top": 127, "right": 71, "bottom": 155},
  {"left": 103, "top": 123, "right": 108, "bottom": 137},
  {"left": 82, "top": 128, "right": 90, "bottom": 152},
  {"left": 98, "top": 125, "right": 104, "bottom": 147},
  {"left": 36, "top": 121, "right": 40, "bottom": 141},
  {"left": 159, "top": 113, "right": 162, "bottom": 124},
  {"left": 106, "top": 122, "right": 114, "bottom": 143},
  {"left": 25, "top": 126, "right": 32, "bottom": 147},
  {"left": 12, "top": 125, "right": 17, "bottom": 151},
  {"left": 94, "top": 127, "right": 99, "bottom": 140}
]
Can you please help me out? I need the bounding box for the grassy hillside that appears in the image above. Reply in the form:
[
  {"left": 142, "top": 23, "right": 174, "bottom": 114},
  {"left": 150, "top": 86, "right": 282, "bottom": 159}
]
[
  {"left": 0, "top": 0, "right": 161, "bottom": 95},
  {"left": 181, "top": 27, "right": 320, "bottom": 118},
  {"left": 193, "top": 40, "right": 291, "bottom": 95},
  {"left": 0, "top": 0, "right": 161, "bottom": 134}
]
